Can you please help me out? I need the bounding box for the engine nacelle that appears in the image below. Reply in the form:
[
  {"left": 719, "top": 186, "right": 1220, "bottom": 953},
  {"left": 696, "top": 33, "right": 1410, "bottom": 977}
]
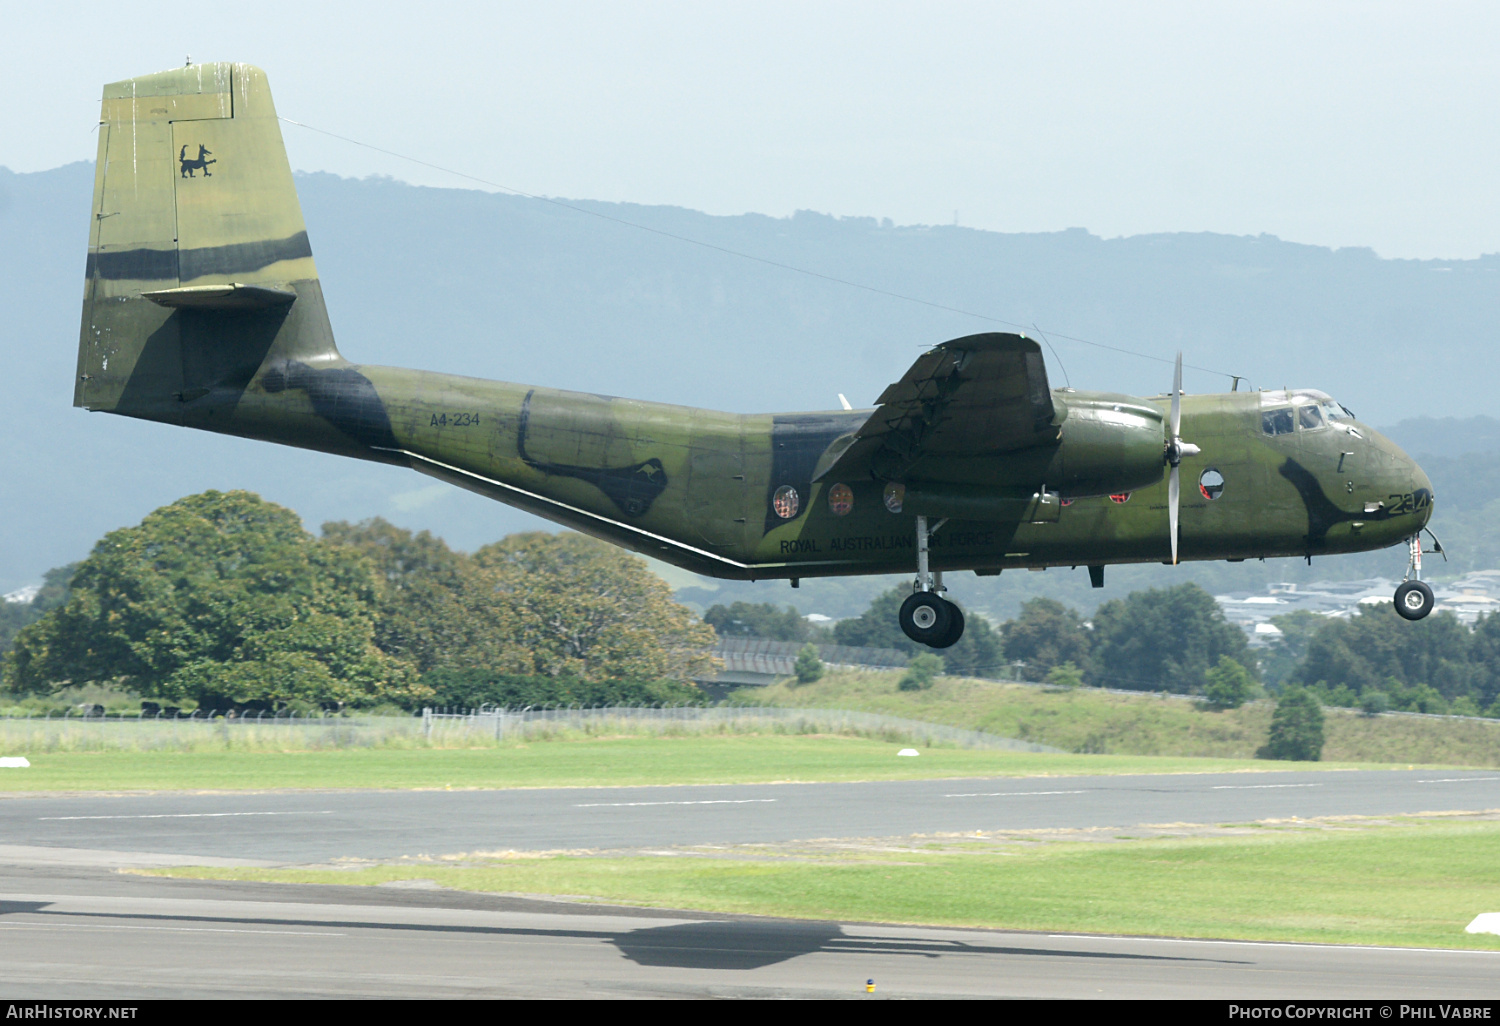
[{"left": 1051, "top": 393, "right": 1167, "bottom": 496}]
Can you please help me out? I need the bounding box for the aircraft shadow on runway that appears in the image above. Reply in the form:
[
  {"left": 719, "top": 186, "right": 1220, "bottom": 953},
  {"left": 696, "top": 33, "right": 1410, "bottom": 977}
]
[{"left": 0, "top": 901, "right": 1248, "bottom": 971}]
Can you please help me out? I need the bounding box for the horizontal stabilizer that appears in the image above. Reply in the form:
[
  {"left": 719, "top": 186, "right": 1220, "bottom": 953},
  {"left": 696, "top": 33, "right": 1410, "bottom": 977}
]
[{"left": 141, "top": 283, "right": 297, "bottom": 310}]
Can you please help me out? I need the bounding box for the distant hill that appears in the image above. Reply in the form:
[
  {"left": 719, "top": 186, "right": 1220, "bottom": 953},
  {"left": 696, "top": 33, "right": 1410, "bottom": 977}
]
[
  {"left": 2, "top": 162, "right": 1497, "bottom": 609},
  {"left": 1382, "top": 416, "right": 1500, "bottom": 459}
]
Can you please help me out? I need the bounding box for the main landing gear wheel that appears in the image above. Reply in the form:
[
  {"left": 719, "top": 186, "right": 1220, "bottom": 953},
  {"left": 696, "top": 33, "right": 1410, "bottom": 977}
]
[
  {"left": 1394, "top": 580, "right": 1434, "bottom": 621},
  {"left": 898, "top": 512, "right": 968, "bottom": 648},
  {"left": 934, "top": 602, "right": 965, "bottom": 650},
  {"left": 899, "top": 592, "right": 953, "bottom": 647}
]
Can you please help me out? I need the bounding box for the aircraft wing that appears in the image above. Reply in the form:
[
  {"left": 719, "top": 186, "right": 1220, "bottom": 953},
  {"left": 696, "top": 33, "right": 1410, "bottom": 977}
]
[{"left": 814, "top": 332, "right": 1060, "bottom": 482}]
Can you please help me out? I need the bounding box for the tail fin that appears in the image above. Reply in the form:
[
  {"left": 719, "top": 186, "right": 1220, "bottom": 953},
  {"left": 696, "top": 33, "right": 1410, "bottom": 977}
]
[{"left": 76, "top": 63, "right": 338, "bottom": 418}]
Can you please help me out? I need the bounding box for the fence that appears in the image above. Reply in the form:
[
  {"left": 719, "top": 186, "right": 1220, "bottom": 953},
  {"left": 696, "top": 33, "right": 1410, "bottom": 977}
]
[
  {"left": 0, "top": 708, "right": 427, "bottom": 752},
  {"left": 0, "top": 704, "right": 1058, "bottom": 753},
  {"left": 420, "top": 704, "right": 1061, "bottom": 752}
]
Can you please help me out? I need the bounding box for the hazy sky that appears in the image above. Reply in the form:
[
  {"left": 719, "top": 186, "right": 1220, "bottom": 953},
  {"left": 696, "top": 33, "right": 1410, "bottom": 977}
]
[{"left": 5, "top": 2, "right": 1498, "bottom": 259}]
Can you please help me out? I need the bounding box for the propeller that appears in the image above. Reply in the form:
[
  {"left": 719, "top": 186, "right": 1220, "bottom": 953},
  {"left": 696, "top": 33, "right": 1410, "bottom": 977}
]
[{"left": 1166, "top": 352, "right": 1201, "bottom": 565}]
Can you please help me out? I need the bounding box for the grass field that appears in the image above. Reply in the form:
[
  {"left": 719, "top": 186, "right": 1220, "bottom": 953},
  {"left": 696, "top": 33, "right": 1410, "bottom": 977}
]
[
  {"left": 149, "top": 815, "right": 1500, "bottom": 951},
  {"left": 0, "top": 733, "right": 1423, "bottom": 792},
  {"left": 750, "top": 671, "right": 1500, "bottom": 767}
]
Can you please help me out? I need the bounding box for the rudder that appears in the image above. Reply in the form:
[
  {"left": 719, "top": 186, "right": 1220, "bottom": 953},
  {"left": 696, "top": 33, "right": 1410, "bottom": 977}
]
[{"left": 76, "top": 63, "right": 338, "bottom": 418}]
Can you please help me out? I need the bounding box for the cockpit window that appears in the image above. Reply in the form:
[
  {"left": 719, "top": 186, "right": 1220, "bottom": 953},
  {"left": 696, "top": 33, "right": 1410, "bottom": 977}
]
[
  {"left": 1298, "top": 405, "right": 1324, "bottom": 431},
  {"left": 1262, "top": 408, "right": 1294, "bottom": 436},
  {"left": 1324, "top": 402, "right": 1355, "bottom": 421}
]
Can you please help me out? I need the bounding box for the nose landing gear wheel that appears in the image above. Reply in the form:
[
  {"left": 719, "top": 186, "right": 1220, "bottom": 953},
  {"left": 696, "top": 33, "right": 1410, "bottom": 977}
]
[
  {"left": 1394, "top": 580, "right": 1434, "bottom": 621},
  {"left": 899, "top": 592, "right": 953, "bottom": 647}
]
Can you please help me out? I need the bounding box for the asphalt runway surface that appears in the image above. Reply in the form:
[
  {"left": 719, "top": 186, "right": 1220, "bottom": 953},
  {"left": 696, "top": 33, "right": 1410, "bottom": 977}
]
[
  {"left": 1, "top": 768, "right": 1497, "bottom": 862},
  {"left": 1, "top": 768, "right": 1497, "bottom": 998},
  {"left": 1, "top": 866, "right": 1497, "bottom": 999}
]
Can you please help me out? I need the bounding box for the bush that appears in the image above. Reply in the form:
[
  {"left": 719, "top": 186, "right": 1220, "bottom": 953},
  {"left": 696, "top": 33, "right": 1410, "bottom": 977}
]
[
  {"left": 1259, "top": 686, "right": 1325, "bottom": 761},
  {"left": 898, "top": 653, "right": 944, "bottom": 692},
  {"left": 793, "top": 644, "right": 824, "bottom": 684},
  {"left": 1204, "top": 656, "right": 1256, "bottom": 709},
  {"left": 1044, "top": 661, "right": 1084, "bottom": 688},
  {"left": 1360, "top": 690, "right": 1391, "bottom": 716}
]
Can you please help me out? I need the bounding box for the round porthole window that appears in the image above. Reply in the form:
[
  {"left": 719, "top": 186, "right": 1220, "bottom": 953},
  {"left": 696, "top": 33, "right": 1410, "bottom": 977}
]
[
  {"left": 883, "top": 482, "right": 905, "bottom": 513},
  {"left": 828, "top": 483, "right": 854, "bottom": 516},
  {"left": 1060, "top": 498, "right": 1074, "bottom": 507},
  {"left": 773, "top": 485, "right": 800, "bottom": 519},
  {"left": 1109, "top": 492, "right": 1131, "bottom": 504},
  {"left": 1199, "top": 468, "right": 1225, "bottom": 500}
]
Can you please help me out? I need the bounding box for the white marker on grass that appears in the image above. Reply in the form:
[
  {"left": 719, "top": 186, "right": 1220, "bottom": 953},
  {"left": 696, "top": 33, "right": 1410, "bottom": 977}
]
[
  {"left": 1465, "top": 914, "right": 1500, "bottom": 936},
  {"left": 0, "top": 757, "right": 29, "bottom": 768},
  {"left": 897, "top": 749, "right": 919, "bottom": 757}
]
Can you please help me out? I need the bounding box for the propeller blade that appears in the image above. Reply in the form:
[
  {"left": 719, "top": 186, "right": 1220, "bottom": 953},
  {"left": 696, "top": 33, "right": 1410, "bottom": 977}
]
[
  {"left": 1169, "top": 463, "right": 1180, "bottom": 565},
  {"left": 1171, "top": 352, "right": 1182, "bottom": 441}
]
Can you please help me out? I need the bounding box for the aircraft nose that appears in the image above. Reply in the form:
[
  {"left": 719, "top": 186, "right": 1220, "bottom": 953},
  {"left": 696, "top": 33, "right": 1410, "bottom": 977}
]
[
  {"left": 1375, "top": 434, "right": 1434, "bottom": 529},
  {"left": 1409, "top": 455, "right": 1435, "bottom": 528}
]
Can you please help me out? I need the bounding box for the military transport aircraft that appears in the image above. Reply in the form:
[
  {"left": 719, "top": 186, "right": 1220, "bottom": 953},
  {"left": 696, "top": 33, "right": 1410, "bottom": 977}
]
[{"left": 74, "top": 63, "right": 1439, "bottom": 648}]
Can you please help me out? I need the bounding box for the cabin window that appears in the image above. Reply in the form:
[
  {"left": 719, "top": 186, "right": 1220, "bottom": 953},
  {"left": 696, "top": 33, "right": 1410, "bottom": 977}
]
[
  {"left": 1298, "top": 405, "right": 1324, "bottom": 431},
  {"left": 883, "top": 482, "right": 905, "bottom": 513},
  {"left": 827, "top": 483, "right": 854, "bottom": 516},
  {"left": 1199, "top": 468, "right": 1225, "bottom": 500},
  {"left": 772, "top": 485, "right": 800, "bottom": 519},
  {"left": 1262, "top": 408, "right": 1294, "bottom": 435},
  {"left": 1109, "top": 493, "right": 1131, "bottom": 504}
]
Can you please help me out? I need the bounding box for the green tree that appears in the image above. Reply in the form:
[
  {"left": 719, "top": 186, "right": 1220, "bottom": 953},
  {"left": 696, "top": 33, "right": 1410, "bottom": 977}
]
[
  {"left": 1257, "top": 610, "right": 1328, "bottom": 687},
  {"left": 833, "top": 588, "right": 910, "bottom": 651},
  {"left": 941, "top": 611, "right": 1005, "bottom": 678},
  {"left": 1002, "top": 597, "right": 1091, "bottom": 679},
  {"left": 704, "top": 601, "right": 829, "bottom": 642},
  {"left": 898, "top": 652, "right": 944, "bottom": 691},
  {"left": 1464, "top": 611, "right": 1500, "bottom": 711},
  {"left": 322, "top": 518, "right": 521, "bottom": 673},
  {"left": 0, "top": 563, "right": 78, "bottom": 656},
  {"left": 1204, "top": 655, "right": 1256, "bottom": 708},
  {"left": 1088, "top": 583, "right": 1256, "bottom": 694},
  {"left": 474, "top": 532, "right": 718, "bottom": 682},
  {"left": 834, "top": 587, "right": 1004, "bottom": 677},
  {"left": 3, "top": 492, "right": 420, "bottom": 709},
  {"left": 1293, "top": 605, "right": 1479, "bottom": 706},
  {"left": 1044, "top": 661, "right": 1084, "bottom": 688},
  {"left": 793, "top": 643, "right": 825, "bottom": 684},
  {"left": 1260, "top": 686, "right": 1325, "bottom": 761}
]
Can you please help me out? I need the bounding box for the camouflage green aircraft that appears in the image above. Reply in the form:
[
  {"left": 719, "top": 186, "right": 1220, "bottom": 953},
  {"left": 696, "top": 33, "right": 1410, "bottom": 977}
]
[{"left": 74, "top": 63, "right": 1440, "bottom": 648}]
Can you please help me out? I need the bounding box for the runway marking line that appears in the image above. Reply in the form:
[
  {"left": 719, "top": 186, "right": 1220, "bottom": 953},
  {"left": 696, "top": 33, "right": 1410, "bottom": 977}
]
[
  {"left": 1044, "top": 934, "right": 1500, "bottom": 955},
  {"left": 37, "top": 811, "right": 335, "bottom": 821},
  {"left": 1210, "top": 783, "right": 1320, "bottom": 790},
  {"left": 944, "top": 790, "right": 1087, "bottom": 798},
  {"left": 0, "top": 922, "right": 344, "bottom": 937},
  {"left": 573, "top": 799, "right": 778, "bottom": 808},
  {"left": 1417, "top": 777, "right": 1500, "bottom": 784}
]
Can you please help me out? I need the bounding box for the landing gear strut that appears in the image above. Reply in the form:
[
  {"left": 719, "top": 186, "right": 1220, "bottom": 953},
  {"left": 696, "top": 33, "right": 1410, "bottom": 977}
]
[
  {"left": 1393, "top": 534, "right": 1434, "bottom": 621},
  {"left": 899, "top": 515, "right": 966, "bottom": 649}
]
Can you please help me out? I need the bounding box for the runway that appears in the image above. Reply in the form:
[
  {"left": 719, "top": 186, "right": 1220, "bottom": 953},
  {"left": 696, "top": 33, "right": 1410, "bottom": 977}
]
[
  {"left": 1, "top": 866, "right": 1497, "bottom": 999},
  {"left": 0, "top": 768, "right": 1496, "bottom": 862},
  {"left": 2, "top": 767, "right": 1497, "bottom": 998}
]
